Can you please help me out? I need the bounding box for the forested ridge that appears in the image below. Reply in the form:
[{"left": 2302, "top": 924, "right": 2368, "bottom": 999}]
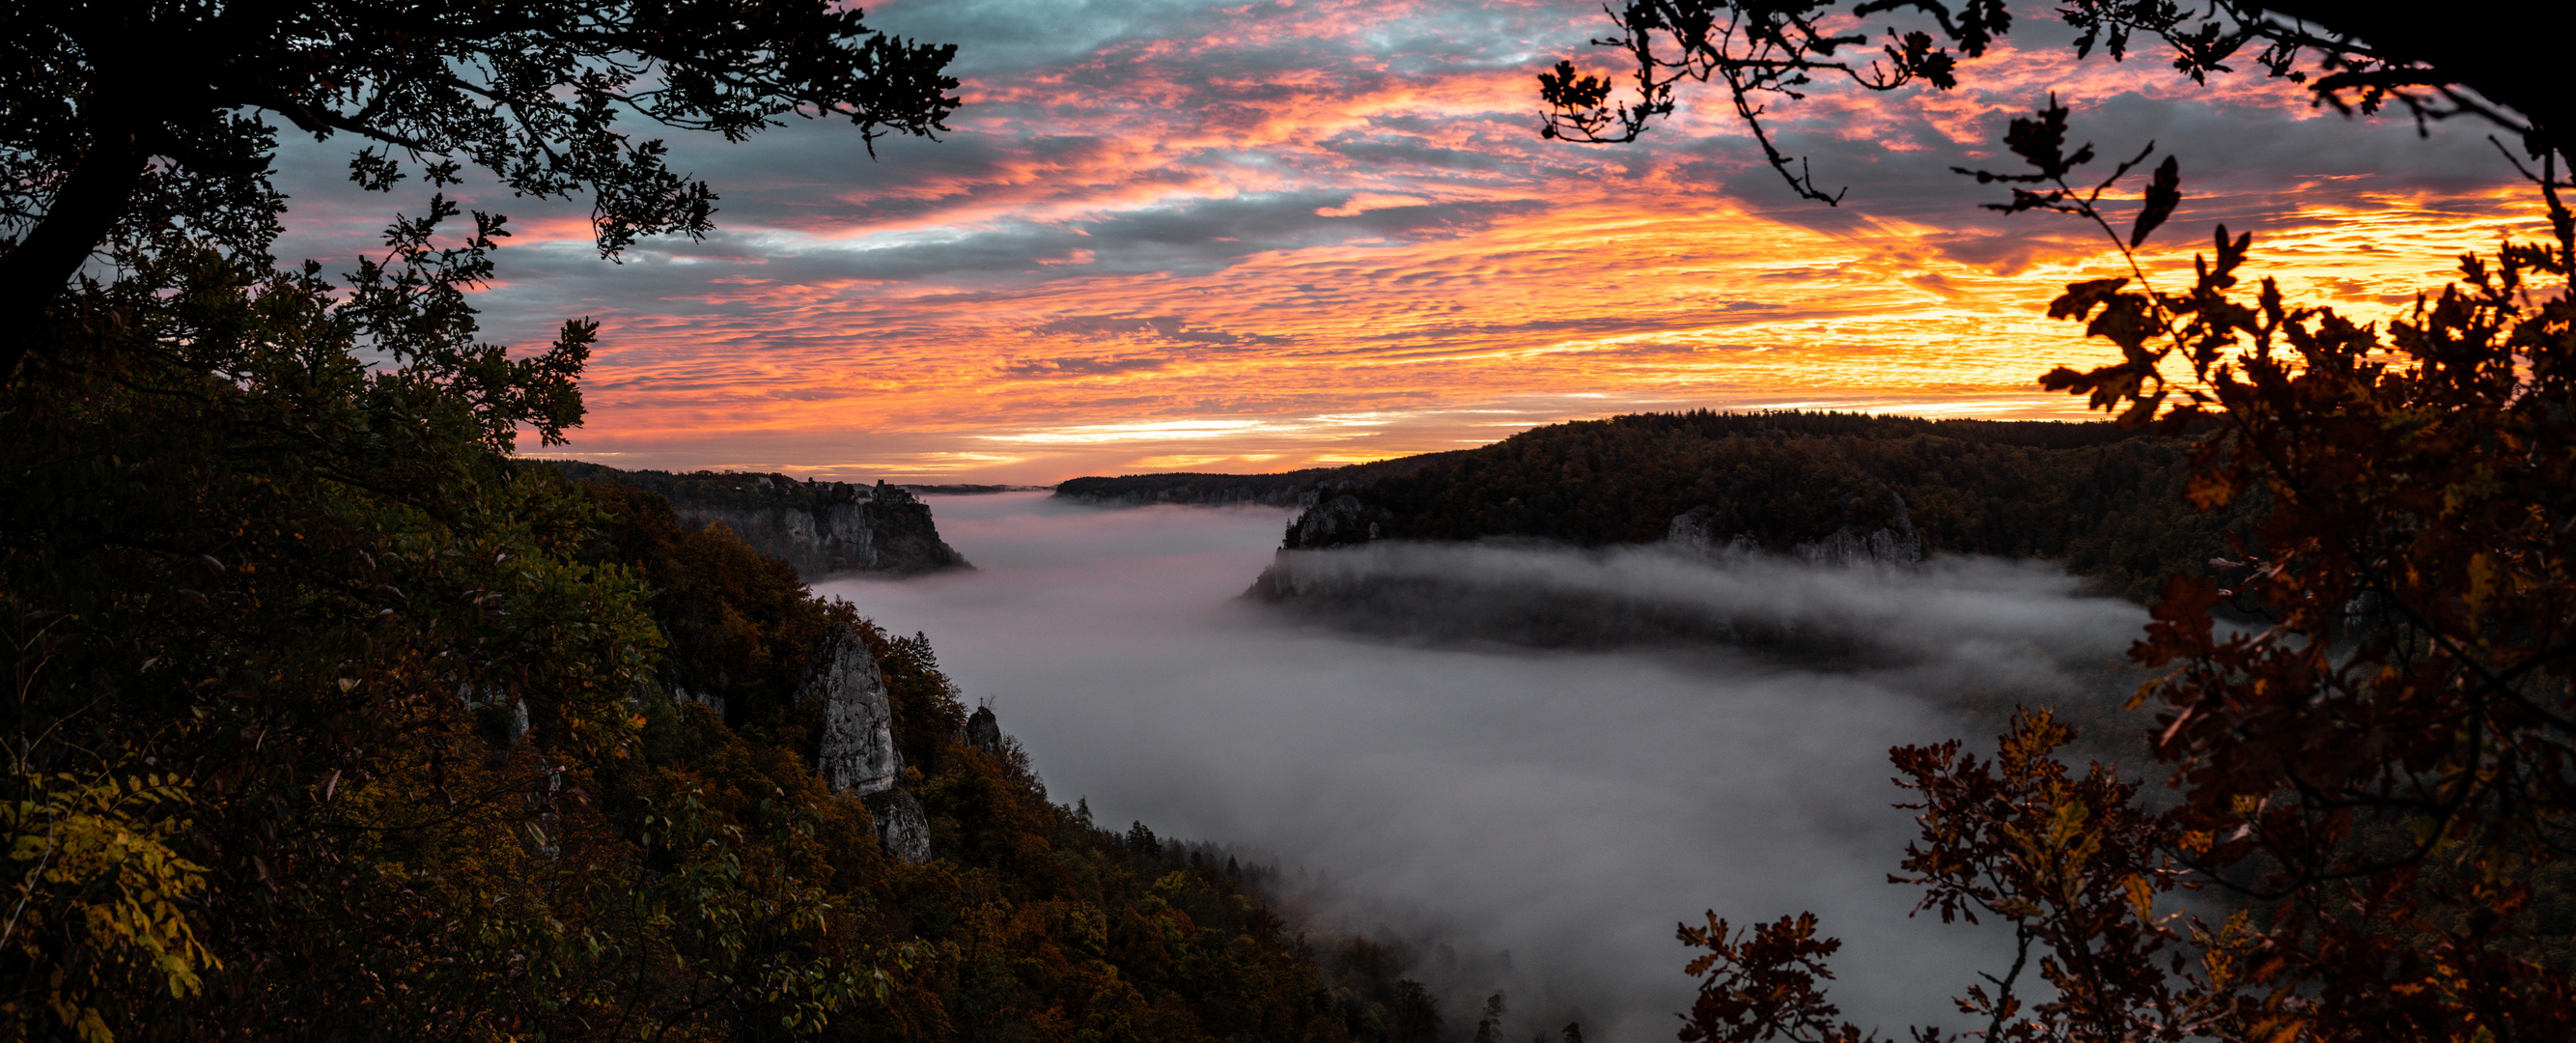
[
  {"left": 1053, "top": 453, "right": 1471, "bottom": 510},
  {"left": 1089, "top": 410, "right": 2252, "bottom": 603},
  {"left": 557, "top": 461, "right": 895, "bottom": 512},
  {"left": 1300, "top": 412, "right": 2245, "bottom": 601}
]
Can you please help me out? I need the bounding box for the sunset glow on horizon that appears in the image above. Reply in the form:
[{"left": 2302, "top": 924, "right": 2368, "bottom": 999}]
[{"left": 267, "top": 0, "right": 2552, "bottom": 484}]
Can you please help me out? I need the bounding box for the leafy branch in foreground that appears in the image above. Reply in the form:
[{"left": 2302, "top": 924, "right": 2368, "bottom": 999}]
[
  {"left": 2, "top": 775, "right": 214, "bottom": 1043},
  {"left": 1538, "top": 0, "right": 2006, "bottom": 204},
  {"left": 1540, "top": 1, "right": 2567, "bottom": 210},
  {"left": 1676, "top": 98, "right": 2576, "bottom": 1043},
  {"left": 1, "top": 0, "right": 963, "bottom": 379},
  {"left": 1682, "top": 712, "right": 2292, "bottom": 1043}
]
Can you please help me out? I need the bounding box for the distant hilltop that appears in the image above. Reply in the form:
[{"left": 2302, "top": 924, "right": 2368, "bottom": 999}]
[
  {"left": 549, "top": 461, "right": 972, "bottom": 578},
  {"left": 907, "top": 483, "right": 1050, "bottom": 495},
  {"left": 1057, "top": 410, "right": 2255, "bottom": 605},
  {"left": 1051, "top": 451, "right": 1470, "bottom": 509}
]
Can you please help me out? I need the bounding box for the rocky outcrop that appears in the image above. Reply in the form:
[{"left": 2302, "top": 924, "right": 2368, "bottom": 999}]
[
  {"left": 1665, "top": 506, "right": 1755, "bottom": 559},
  {"left": 865, "top": 789, "right": 932, "bottom": 864},
  {"left": 802, "top": 624, "right": 934, "bottom": 862},
  {"left": 966, "top": 705, "right": 1002, "bottom": 755},
  {"left": 670, "top": 687, "right": 726, "bottom": 722},
  {"left": 678, "top": 481, "right": 969, "bottom": 578},
  {"left": 1665, "top": 490, "right": 1920, "bottom": 568},
  {"left": 1791, "top": 524, "right": 1921, "bottom": 568},
  {"left": 1291, "top": 494, "right": 1382, "bottom": 548},
  {"left": 551, "top": 462, "right": 971, "bottom": 578},
  {"left": 1243, "top": 494, "right": 1384, "bottom": 598},
  {"left": 808, "top": 625, "right": 900, "bottom": 797}
]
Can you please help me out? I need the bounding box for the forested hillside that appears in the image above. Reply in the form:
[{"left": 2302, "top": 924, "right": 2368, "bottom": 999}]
[
  {"left": 566, "top": 482, "right": 1448, "bottom": 1043},
  {"left": 3, "top": 349, "right": 1475, "bottom": 1040},
  {"left": 1255, "top": 411, "right": 2251, "bottom": 602},
  {"left": 0, "top": 3, "right": 1509, "bottom": 1029}
]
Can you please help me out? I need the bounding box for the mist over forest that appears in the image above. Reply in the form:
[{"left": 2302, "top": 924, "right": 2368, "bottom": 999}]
[
  {"left": 14, "top": 0, "right": 2572, "bottom": 1034},
  {"left": 826, "top": 493, "right": 2155, "bottom": 1039}
]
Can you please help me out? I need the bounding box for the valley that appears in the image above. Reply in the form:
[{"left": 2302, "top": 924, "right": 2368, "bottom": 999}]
[{"left": 826, "top": 489, "right": 2154, "bottom": 1038}]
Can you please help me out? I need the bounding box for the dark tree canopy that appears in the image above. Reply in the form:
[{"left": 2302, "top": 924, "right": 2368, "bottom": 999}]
[
  {"left": 0, "top": 0, "right": 962, "bottom": 376},
  {"left": 1540, "top": 0, "right": 2568, "bottom": 206}
]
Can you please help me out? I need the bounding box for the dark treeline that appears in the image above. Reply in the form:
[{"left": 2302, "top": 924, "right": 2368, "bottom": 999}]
[
  {"left": 1054, "top": 453, "right": 1471, "bottom": 509},
  {"left": 551, "top": 460, "right": 897, "bottom": 512},
  {"left": 1264, "top": 410, "right": 2251, "bottom": 602},
  {"left": 907, "top": 485, "right": 1050, "bottom": 495},
  {"left": 549, "top": 463, "right": 1041, "bottom": 509}
]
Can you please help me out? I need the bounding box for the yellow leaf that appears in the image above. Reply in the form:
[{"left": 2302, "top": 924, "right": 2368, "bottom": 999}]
[{"left": 2123, "top": 875, "right": 2154, "bottom": 921}]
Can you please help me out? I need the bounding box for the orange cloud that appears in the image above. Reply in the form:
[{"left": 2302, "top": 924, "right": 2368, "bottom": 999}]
[{"left": 260, "top": 0, "right": 2548, "bottom": 484}]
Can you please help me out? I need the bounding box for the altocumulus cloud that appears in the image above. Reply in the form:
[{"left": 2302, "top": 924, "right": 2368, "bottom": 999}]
[{"left": 256, "top": 0, "right": 2538, "bottom": 481}]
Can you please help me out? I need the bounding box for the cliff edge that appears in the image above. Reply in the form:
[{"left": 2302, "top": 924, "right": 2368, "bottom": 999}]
[{"left": 550, "top": 462, "right": 972, "bottom": 578}]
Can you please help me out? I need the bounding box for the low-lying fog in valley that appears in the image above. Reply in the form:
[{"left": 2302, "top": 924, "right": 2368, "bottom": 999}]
[{"left": 822, "top": 493, "right": 2156, "bottom": 1042}]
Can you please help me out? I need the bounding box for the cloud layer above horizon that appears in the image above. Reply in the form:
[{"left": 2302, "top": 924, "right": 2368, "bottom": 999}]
[{"left": 270, "top": 0, "right": 2545, "bottom": 482}]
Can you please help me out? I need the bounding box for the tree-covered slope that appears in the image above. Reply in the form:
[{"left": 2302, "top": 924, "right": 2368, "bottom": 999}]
[
  {"left": 1261, "top": 411, "right": 2252, "bottom": 602},
  {"left": 562, "top": 480, "right": 1491, "bottom": 1043},
  {"left": 0, "top": 269, "right": 1457, "bottom": 1041}
]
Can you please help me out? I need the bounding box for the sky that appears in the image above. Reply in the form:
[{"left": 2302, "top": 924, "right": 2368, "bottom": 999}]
[
  {"left": 820, "top": 493, "right": 2155, "bottom": 1039},
  {"left": 271, "top": 0, "right": 2547, "bottom": 483}
]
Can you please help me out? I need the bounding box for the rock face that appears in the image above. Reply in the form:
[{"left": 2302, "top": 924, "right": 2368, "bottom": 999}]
[
  {"left": 807, "top": 625, "right": 900, "bottom": 797},
  {"left": 547, "top": 462, "right": 971, "bottom": 578},
  {"left": 865, "top": 789, "right": 932, "bottom": 864},
  {"left": 1665, "top": 506, "right": 1751, "bottom": 559},
  {"left": 1291, "top": 494, "right": 1378, "bottom": 549},
  {"left": 669, "top": 687, "right": 726, "bottom": 721},
  {"left": 1242, "top": 493, "right": 1377, "bottom": 599},
  {"left": 965, "top": 706, "right": 1002, "bottom": 755},
  {"left": 679, "top": 482, "right": 970, "bottom": 578},
  {"left": 1665, "top": 491, "right": 1921, "bottom": 568},
  {"left": 801, "top": 624, "right": 933, "bottom": 862}
]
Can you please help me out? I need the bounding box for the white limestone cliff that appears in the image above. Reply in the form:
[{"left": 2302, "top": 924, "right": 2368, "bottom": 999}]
[
  {"left": 802, "top": 624, "right": 936, "bottom": 862},
  {"left": 675, "top": 482, "right": 969, "bottom": 578},
  {"left": 807, "top": 625, "right": 901, "bottom": 797}
]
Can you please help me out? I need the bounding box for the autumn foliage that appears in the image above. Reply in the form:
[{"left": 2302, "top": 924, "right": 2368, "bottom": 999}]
[
  {"left": 1539, "top": 1, "right": 2576, "bottom": 1035},
  {"left": 1674, "top": 99, "right": 2576, "bottom": 1042},
  {"left": 0, "top": 260, "right": 1421, "bottom": 1038}
]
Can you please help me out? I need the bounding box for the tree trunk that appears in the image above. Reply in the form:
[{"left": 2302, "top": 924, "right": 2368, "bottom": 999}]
[{"left": 0, "top": 123, "right": 147, "bottom": 380}]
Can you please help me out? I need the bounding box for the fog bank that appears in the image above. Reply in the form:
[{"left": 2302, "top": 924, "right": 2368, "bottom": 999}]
[
  {"left": 1255, "top": 540, "right": 2145, "bottom": 690},
  {"left": 821, "top": 493, "right": 2150, "bottom": 1042}
]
